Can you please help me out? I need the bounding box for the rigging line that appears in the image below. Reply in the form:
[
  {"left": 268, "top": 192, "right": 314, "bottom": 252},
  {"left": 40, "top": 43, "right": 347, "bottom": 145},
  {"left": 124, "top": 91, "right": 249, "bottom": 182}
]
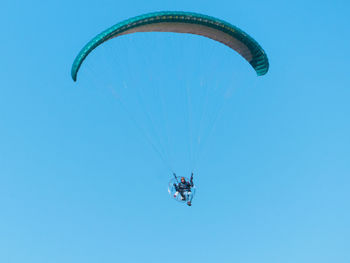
[
  {"left": 107, "top": 37, "right": 173, "bottom": 168},
  {"left": 132, "top": 35, "right": 173, "bottom": 167},
  {"left": 185, "top": 77, "right": 195, "bottom": 171},
  {"left": 109, "top": 84, "right": 174, "bottom": 173},
  {"left": 133, "top": 66, "right": 173, "bottom": 167},
  {"left": 187, "top": 37, "right": 207, "bottom": 172},
  {"left": 192, "top": 46, "right": 230, "bottom": 170},
  {"left": 192, "top": 75, "right": 229, "bottom": 170},
  {"left": 81, "top": 41, "right": 172, "bottom": 171},
  {"left": 192, "top": 83, "right": 231, "bottom": 172},
  {"left": 84, "top": 63, "right": 174, "bottom": 173},
  {"left": 192, "top": 75, "right": 212, "bottom": 171},
  {"left": 192, "top": 68, "right": 243, "bottom": 171},
  {"left": 155, "top": 56, "right": 173, "bottom": 168},
  {"left": 149, "top": 34, "right": 173, "bottom": 167},
  {"left": 121, "top": 34, "right": 171, "bottom": 171},
  {"left": 190, "top": 41, "right": 219, "bottom": 172}
]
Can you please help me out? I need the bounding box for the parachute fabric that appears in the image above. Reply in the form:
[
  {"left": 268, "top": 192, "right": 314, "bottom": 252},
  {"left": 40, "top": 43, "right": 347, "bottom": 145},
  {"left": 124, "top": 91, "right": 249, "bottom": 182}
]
[{"left": 71, "top": 11, "right": 269, "bottom": 81}]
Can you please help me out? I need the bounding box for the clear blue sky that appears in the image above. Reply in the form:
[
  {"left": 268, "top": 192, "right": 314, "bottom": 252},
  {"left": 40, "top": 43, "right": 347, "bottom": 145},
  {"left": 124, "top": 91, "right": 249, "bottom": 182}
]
[{"left": 1, "top": 0, "right": 350, "bottom": 262}]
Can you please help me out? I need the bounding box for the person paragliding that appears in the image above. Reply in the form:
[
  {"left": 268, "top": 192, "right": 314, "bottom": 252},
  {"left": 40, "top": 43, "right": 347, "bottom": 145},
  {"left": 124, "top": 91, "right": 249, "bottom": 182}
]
[
  {"left": 71, "top": 11, "right": 269, "bottom": 206},
  {"left": 173, "top": 173, "right": 194, "bottom": 206}
]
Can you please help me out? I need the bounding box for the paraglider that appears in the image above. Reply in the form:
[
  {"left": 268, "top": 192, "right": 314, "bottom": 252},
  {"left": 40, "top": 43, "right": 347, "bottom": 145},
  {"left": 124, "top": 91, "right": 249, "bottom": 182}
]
[{"left": 71, "top": 11, "right": 269, "bottom": 206}]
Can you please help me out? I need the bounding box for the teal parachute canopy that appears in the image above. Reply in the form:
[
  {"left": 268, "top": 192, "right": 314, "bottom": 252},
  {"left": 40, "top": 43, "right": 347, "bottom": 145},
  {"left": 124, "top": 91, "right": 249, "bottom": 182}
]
[{"left": 71, "top": 11, "right": 269, "bottom": 81}]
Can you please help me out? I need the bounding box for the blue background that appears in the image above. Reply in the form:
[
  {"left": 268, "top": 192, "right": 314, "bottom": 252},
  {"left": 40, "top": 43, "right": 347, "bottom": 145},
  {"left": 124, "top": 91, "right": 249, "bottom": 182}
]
[{"left": 1, "top": 0, "right": 349, "bottom": 262}]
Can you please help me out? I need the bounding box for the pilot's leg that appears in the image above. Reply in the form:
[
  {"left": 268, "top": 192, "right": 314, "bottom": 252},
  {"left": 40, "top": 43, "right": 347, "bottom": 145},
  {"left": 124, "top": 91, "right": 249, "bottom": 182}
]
[
  {"left": 186, "top": 191, "right": 192, "bottom": 206},
  {"left": 179, "top": 191, "right": 186, "bottom": 200},
  {"left": 187, "top": 191, "right": 193, "bottom": 201}
]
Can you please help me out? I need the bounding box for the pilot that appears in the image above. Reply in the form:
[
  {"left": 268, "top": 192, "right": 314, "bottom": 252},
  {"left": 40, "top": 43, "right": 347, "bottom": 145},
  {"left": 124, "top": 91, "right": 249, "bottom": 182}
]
[{"left": 173, "top": 173, "right": 194, "bottom": 206}]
